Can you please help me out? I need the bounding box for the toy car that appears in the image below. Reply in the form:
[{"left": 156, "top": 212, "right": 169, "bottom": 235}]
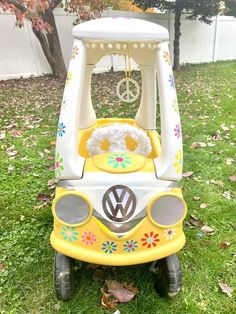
[{"left": 51, "top": 17, "right": 187, "bottom": 300}]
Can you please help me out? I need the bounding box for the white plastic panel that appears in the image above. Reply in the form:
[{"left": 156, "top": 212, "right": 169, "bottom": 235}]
[
  {"left": 154, "top": 42, "right": 183, "bottom": 181},
  {"left": 55, "top": 39, "right": 86, "bottom": 179}
]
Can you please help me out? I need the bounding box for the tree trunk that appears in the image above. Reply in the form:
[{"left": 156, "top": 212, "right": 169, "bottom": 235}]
[
  {"left": 34, "top": 8, "right": 66, "bottom": 79},
  {"left": 173, "top": 5, "right": 182, "bottom": 71}
]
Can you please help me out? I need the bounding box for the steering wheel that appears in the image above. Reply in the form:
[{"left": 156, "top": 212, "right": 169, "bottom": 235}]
[{"left": 87, "top": 123, "right": 152, "bottom": 157}]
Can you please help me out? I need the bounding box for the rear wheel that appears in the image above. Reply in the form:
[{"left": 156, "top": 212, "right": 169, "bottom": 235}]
[
  {"left": 54, "top": 252, "right": 75, "bottom": 300},
  {"left": 153, "top": 254, "right": 182, "bottom": 297}
]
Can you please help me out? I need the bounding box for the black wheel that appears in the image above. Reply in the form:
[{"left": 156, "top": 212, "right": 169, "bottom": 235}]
[
  {"left": 153, "top": 254, "right": 182, "bottom": 297},
  {"left": 54, "top": 252, "right": 75, "bottom": 300}
]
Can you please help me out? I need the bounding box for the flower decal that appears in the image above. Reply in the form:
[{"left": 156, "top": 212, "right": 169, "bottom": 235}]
[
  {"left": 66, "top": 71, "right": 72, "bottom": 86},
  {"left": 123, "top": 240, "right": 138, "bottom": 252},
  {"left": 174, "top": 123, "right": 182, "bottom": 139},
  {"left": 60, "top": 226, "right": 78, "bottom": 242},
  {"left": 172, "top": 98, "right": 179, "bottom": 114},
  {"left": 163, "top": 51, "right": 171, "bottom": 65},
  {"left": 141, "top": 231, "right": 160, "bottom": 248},
  {"left": 174, "top": 149, "right": 183, "bottom": 173},
  {"left": 71, "top": 45, "right": 79, "bottom": 59},
  {"left": 102, "top": 241, "right": 117, "bottom": 254},
  {"left": 57, "top": 122, "right": 66, "bottom": 137},
  {"left": 81, "top": 231, "right": 96, "bottom": 245},
  {"left": 107, "top": 153, "right": 132, "bottom": 169},
  {"left": 163, "top": 228, "right": 176, "bottom": 240},
  {"left": 55, "top": 152, "right": 64, "bottom": 176},
  {"left": 169, "top": 74, "right": 175, "bottom": 89}
]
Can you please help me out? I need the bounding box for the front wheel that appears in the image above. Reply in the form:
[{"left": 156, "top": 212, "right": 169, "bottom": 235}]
[
  {"left": 54, "top": 252, "right": 75, "bottom": 300},
  {"left": 153, "top": 254, "right": 182, "bottom": 297}
]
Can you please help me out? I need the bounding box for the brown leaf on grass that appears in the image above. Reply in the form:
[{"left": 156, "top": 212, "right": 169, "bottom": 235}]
[
  {"left": 190, "top": 142, "right": 207, "bottom": 148},
  {"left": 219, "top": 241, "right": 231, "bottom": 249},
  {"left": 11, "top": 130, "right": 23, "bottom": 138},
  {"left": 122, "top": 282, "right": 140, "bottom": 295},
  {"left": 183, "top": 171, "right": 194, "bottom": 178},
  {"left": 36, "top": 193, "right": 51, "bottom": 202},
  {"left": 201, "top": 225, "right": 215, "bottom": 235},
  {"left": 100, "top": 288, "right": 118, "bottom": 309},
  {"left": 0, "top": 263, "right": 5, "bottom": 270},
  {"left": 8, "top": 164, "right": 14, "bottom": 173},
  {"left": 106, "top": 280, "right": 136, "bottom": 303},
  {"left": 93, "top": 269, "right": 105, "bottom": 282},
  {"left": 229, "top": 175, "right": 236, "bottom": 182},
  {"left": 50, "top": 140, "right": 56, "bottom": 145},
  {"left": 0, "top": 130, "right": 6, "bottom": 140},
  {"left": 34, "top": 203, "right": 48, "bottom": 210},
  {"left": 47, "top": 178, "right": 58, "bottom": 188},
  {"left": 212, "top": 132, "right": 222, "bottom": 141},
  {"left": 193, "top": 196, "right": 200, "bottom": 201},
  {"left": 210, "top": 179, "right": 225, "bottom": 187},
  {"left": 222, "top": 191, "right": 231, "bottom": 199},
  {"left": 188, "top": 215, "right": 204, "bottom": 228},
  {"left": 218, "top": 282, "right": 233, "bottom": 298},
  {"left": 226, "top": 158, "right": 234, "bottom": 165},
  {"left": 200, "top": 203, "right": 208, "bottom": 209}
]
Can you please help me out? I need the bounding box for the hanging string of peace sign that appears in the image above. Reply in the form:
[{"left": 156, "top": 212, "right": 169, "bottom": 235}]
[{"left": 116, "top": 47, "right": 140, "bottom": 103}]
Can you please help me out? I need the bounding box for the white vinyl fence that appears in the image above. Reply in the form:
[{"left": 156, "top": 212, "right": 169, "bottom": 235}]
[{"left": 1, "top": 8, "right": 236, "bottom": 80}]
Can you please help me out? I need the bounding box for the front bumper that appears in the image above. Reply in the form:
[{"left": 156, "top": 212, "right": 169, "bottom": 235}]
[{"left": 50, "top": 216, "right": 186, "bottom": 266}]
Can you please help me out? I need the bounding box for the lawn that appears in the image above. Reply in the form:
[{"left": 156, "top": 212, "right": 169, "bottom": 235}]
[{"left": 0, "top": 61, "right": 235, "bottom": 314}]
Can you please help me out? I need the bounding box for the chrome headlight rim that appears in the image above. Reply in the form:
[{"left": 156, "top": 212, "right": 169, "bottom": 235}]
[
  {"left": 52, "top": 191, "right": 93, "bottom": 227},
  {"left": 147, "top": 192, "right": 187, "bottom": 228}
]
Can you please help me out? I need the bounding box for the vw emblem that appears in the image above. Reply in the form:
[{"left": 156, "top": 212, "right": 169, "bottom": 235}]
[{"left": 102, "top": 185, "right": 136, "bottom": 222}]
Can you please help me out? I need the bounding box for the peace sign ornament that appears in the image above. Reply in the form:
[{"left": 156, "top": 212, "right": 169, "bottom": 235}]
[{"left": 116, "top": 78, "right": 140, "bottom": 103}]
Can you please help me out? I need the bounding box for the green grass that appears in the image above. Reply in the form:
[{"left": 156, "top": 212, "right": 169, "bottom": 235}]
[{"left": 0, "top": 61, "right": 236, "bottom": 313}]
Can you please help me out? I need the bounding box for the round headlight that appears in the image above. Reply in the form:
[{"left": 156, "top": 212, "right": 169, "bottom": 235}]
[
  {"left": 147, "top": 194, "right": 187, "bottom": 227},
  {"left": 53, "top": 192, "right": 92, "bottom": 226}
]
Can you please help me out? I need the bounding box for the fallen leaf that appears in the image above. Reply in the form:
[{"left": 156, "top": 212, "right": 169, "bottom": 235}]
[
  {"left": 200, "top": 203, "right": 208, "bottom": 209},
  {"left": 34, "top": 203, "right": 48, "bottom": 210},
  {"left": 229, "top": 175, "right": 236, "bottom": 182},
  {"left": 188, "top": 215, "right": 204, "bottom": 228},
  {"left": 11, "top": 130, "right": 23, "bottom": 138},
  {"left": 193, "top": 196, "right": 200, "bottom": 201},
  {"left": 222, "top": 191, "right": 231, "bottom": 199},
  {"left": 100, "top": 288, "right": 118, "bottom": 309},
  {"left": 183, "top": 171, "right": 194, "bottom": 178},
  {"left": 226, "top": 158, "right": 234, "bottom": 165},
  {"left": 218, "top": 282, "right": 233, "bottom": 298},
  {"left": 207, "top": 143, "right": 216, "bottom": 147},
  {"left": 106, "top": 280, "right": 135, "bottom": 303},
  {"left": 20, "top": 215, "right": 25, "bottom": 222},
  {"left": 0, "top": 130, "right": 6, "bottom": 140},
  {"left": 201, "top": 225, "right": 215, "bottom": 235},
  {"left": 0, "top": 263, "right": 5, "bottom": 270},
  {"left": 44, "top": 149, "right": 51, "bottom": 154},
  {"left": 93, "top": 269, "right": 105, "bottom": 282},
  {"left": 47, "top": 178, "right": 58, "bottom": 187},
  {"left": 210, "top": 179, "right": 225, "bottom": 187},
  {"left": 190, "top": 142, "right": 207, "bottom": 148},
  {"left": 219, "top": 241, "right": 230, "bottom": 249},
  {"left": 36, "top": 194, "right": 51, "bottom": 202},
  {"left": 50, "top": 140, "right": 56, "bottom": 145},
  {"left": 32, "top": 173, "right": 39, "bottom": 177},
  {"left": 8, "top": 164, "right": 14, "bottom": 173},
  {"left": 212, "top": 132, "right": 222, "bottom": 141},
  {"left": 220, "top": 124, "right": 229, "bottom": 131},
  {"left": 54, "top": 303, "right": 61, "bottom": 311}
]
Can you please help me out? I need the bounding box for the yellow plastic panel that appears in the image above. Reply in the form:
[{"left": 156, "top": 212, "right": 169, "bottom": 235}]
[{"left": 92, "top": 152, "right": 146, "bottom": 174}]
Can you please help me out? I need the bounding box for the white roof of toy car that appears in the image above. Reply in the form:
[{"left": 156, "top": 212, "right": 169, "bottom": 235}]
[{"left": 73, "top": 17, "right": 169, "bottom": 42}]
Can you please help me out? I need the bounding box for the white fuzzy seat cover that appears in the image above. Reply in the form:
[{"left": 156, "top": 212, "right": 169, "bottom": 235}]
[{"left": 86, "top": 123, "right": 152, "bottom": 157}]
